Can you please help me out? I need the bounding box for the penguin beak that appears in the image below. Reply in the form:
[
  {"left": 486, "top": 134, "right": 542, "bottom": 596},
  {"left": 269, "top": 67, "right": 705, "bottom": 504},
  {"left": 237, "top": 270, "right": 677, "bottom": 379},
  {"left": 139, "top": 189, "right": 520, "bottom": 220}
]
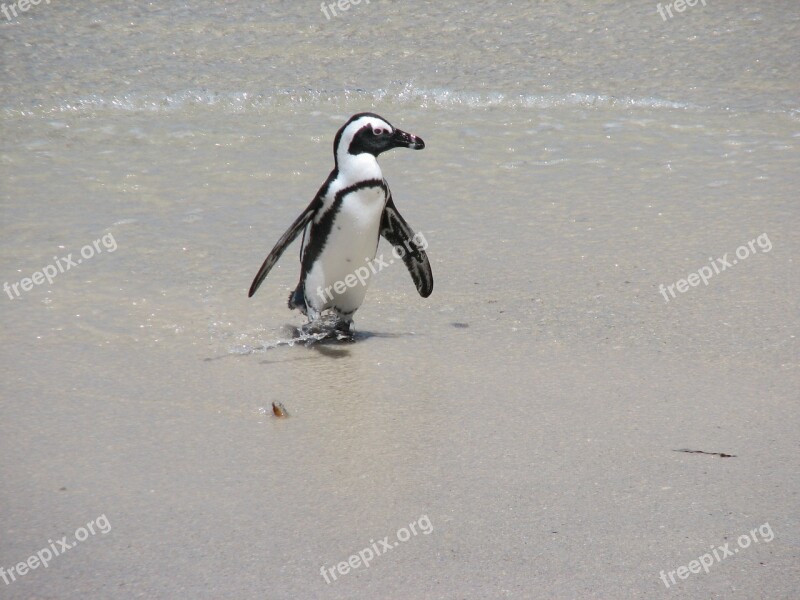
[{"left": 391, "top": 128, "right": 425, "bottom": 150}]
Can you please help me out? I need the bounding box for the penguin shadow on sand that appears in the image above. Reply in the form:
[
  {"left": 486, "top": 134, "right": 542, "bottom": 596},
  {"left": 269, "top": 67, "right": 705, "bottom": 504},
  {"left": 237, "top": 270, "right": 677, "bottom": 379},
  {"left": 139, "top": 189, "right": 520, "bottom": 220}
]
[
  {"left": 288, "top": 324, "right": 411, "bottom": 361},
  {"left": 265, "top": 321, "right": 411, "bottom": 362},
  {"left": 256, "top": 326, "right": 410, "bottom": 365},
  {"left": 203, "top": 321, "right": 410, "bottom": 364}
]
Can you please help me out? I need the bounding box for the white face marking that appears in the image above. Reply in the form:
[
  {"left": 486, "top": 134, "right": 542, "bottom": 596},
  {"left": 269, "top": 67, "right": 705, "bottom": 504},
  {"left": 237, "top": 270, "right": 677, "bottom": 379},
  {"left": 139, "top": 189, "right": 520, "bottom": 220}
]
[{"left": 335, "top": 116, "right": 393, "bottom": 181}]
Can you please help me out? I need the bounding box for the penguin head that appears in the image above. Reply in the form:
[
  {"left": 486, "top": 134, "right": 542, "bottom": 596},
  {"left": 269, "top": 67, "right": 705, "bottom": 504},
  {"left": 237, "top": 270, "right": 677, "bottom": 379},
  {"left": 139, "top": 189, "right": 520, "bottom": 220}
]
[{"left": 334, "top": 113, "right": 425, "bottom": 168}]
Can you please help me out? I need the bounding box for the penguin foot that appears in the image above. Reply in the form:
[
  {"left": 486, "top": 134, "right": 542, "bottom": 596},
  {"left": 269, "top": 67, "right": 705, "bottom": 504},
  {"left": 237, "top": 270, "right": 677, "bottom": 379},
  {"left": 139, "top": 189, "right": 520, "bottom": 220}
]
[
  {"left": 298, "top": 314, "right": 354, "bottom": 343},
  {"left": 333, "top": 319, "right": 355, "bottom": 343}
]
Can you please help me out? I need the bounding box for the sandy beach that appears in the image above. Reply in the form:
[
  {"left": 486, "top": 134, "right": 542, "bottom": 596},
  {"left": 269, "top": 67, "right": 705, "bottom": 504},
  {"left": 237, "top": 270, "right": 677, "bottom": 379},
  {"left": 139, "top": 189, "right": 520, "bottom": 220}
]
[{"left": 1, "top": 2, "right": 798, "bottom": 598}]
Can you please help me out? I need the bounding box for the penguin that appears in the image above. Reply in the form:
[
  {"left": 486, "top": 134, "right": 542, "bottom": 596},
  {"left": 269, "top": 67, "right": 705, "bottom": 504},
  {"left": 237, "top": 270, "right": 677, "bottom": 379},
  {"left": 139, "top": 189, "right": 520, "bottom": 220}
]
[{"left": 248, "top": 113, "right": 433, "bottom": 337}]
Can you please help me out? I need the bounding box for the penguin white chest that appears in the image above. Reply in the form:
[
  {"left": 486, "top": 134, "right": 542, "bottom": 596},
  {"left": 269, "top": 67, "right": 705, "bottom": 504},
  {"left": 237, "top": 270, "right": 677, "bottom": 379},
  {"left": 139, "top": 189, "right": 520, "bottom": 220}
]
[
  {"left": 324, "top": 185, "right": 385, "bottom": 273},
  {"left": 307, "top": 184, "right": 387, "bottom": 313}
]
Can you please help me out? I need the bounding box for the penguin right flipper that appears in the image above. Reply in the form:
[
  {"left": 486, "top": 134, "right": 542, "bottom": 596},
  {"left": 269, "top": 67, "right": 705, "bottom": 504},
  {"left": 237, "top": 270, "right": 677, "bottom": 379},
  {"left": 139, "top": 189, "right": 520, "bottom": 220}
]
[
  {"left": 380, "top": 196, "right": 434, "bottom": 298},
  {"left": 248, "top": 202, "right": 318, "bottom": 298}
]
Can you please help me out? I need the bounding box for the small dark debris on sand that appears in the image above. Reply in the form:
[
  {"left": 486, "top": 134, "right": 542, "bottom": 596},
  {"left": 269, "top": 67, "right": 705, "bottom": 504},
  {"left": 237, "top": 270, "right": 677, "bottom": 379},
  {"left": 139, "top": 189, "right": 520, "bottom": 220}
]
[
  {"left": 272, "top": 402, "right": 288, "bottom": 418},
  {"left": 675, "top": 449, "right": 736, "bottom": 458}
]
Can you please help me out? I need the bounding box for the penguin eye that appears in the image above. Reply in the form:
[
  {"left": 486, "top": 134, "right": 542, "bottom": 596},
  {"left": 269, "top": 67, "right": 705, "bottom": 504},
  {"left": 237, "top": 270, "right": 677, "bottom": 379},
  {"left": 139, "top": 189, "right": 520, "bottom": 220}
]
[{"left": 373, "top": 128, "right": 384, "bottom": 136}]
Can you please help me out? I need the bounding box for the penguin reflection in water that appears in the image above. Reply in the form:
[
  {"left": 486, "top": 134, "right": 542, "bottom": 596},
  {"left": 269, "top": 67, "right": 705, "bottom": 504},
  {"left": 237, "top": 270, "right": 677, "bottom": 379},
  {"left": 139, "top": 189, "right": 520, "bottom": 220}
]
[{"left": 248, "top": 113, "right": 433, "bottom": 341}]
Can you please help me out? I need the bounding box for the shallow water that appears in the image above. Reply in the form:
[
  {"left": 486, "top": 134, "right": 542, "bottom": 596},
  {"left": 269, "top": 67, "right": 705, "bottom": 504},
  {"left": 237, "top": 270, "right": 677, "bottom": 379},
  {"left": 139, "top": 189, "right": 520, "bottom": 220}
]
[{"left": 1, "top": 2, "right": 798, "bottom": 599}]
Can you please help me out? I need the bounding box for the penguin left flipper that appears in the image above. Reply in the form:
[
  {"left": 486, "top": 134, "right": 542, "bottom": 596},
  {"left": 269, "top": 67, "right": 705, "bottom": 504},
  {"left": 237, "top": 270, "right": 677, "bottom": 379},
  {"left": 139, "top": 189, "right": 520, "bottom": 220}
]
[
  {"left": 248, "top": 201, "right": 319, "bottom": 298},
  {"left": 380, "top": 196, "right": 434, "bottom": 298}
]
